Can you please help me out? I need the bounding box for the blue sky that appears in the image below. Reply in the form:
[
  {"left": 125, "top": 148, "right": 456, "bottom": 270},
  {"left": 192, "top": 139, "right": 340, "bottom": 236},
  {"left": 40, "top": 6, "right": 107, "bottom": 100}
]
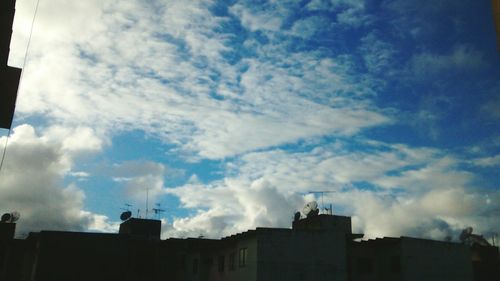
[{"left": 1, "top": 0, "right": 499, "bottom": 240}]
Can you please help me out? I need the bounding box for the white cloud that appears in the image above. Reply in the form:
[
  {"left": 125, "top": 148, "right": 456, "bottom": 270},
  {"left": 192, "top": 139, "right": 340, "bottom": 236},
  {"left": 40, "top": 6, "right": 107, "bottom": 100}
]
[
  {"left": 8, "top": 0, "right": 497, "bottom": 242},
  {"left": 381, "top": 0, "right": 469, "bottom": 40},
  {"left": 410, "top": 45, "right": 487, "bottom": 78},
  {"left": 290, "top": 16, "right": 330, "bottom": 38},
  {"left": 229, "top": 3, "right": 283, "bottom": 32},
  {"left": 105, "top": 161, "right": 168, "bottom": 207},
  {"left": 85, "top": 212, "right": 120, "bottom": 233},
  {"left": 0, "top": 125, "right": 109, "bottom": 235},
  {"left": 472, "top": 155, "right": 500, "bottom": 167},
  {"left": 164, "top": 177, "right": 305, "bottom": 238},
  {"left": 43, "top": 126, "right": 104, "bottom": 155},
  {"left": 162, "top": 140, "right": 500, "bottom": 240},
  {"left": 306, "top": 0, "right": 371, "bottom": 27},
  {"left": 481, "top": 94, "right": 500, "bottom": 120},
  {"left": 359, "top": 32, "right": 397, "bottom": 74},
  {"left": 69, "top": 171, "right": 90, "bottom": 178},
  {"left": 10, "top": 0, "right": 390, "bottom": 160}
]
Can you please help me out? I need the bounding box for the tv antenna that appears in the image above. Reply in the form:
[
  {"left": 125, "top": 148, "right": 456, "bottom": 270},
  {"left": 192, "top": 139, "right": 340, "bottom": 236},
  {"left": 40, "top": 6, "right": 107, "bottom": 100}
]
[
  {"left": 121, "top": 203, "right": 132, "bottom": 211},
  {"left": 307, "top": 191, "right": 335, "bottom": 214},
  {"left": 152, "top": 203, "right": 166, "bottom": 219},
  {"left": 145, "top": 186, "right": 150, "bottom": 219},
  {"left": 491, "top": 232, "right": 498, "bottom": 246}
]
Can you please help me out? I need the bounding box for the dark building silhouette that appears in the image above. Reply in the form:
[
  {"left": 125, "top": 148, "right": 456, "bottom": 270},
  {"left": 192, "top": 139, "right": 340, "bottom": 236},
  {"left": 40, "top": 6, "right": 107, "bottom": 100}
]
[
  {"left": 0, "top": 0, "right": 21, "bottom": 129},
  {"left": 0, "top": 213, "right": 498, "bottom": 281},
  {"left": 349, "top": 237, "right": 475, "bottom": 281},
  {"left": 494, "top": 0, "right": 500, "bottom": 51},
  {"left": 119, "top": 217, "right": 162, "bottom": 240}
]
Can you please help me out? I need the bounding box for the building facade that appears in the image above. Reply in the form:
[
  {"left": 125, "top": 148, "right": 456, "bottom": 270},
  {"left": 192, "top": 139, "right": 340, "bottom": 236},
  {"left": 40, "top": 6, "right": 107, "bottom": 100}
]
[
  {"left": 349, "top": 237, "right": 478, "bottom": 281},
  {"left": 0, "top": 214, "right": 498, "bottom": 281},
  {"left": 0, "top": 0, "right": 22, "bottom": 129}
]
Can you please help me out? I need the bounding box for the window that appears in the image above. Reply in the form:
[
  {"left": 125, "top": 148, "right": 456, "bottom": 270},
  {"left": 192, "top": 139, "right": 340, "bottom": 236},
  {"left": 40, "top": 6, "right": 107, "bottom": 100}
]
[
  {"left": 192, "top": 258, "right": 198, "bottom": 274},
  {"left": 218, "top": 255, "right": 225, "bottom": 273},
  {"left": 229, "top": 252, "right": 236, "bottom": 270},
  {"left": 357, "top": 257, "right": 372, "bottom": 274},
  {"left": 239, "top": 248, "right": 247, "bottom": 267}
]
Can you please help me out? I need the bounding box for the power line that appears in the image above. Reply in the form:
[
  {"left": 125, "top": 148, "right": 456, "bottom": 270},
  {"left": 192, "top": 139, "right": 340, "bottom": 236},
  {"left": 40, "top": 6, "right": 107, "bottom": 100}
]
[{"left": 0, "top": 0, "right": 42, "bottom": 173}]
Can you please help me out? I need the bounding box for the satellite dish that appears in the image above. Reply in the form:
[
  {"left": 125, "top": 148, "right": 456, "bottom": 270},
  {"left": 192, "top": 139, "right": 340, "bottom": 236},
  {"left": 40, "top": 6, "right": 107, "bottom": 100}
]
[
  {"left": 10, "top": 211, "right": 20, "bottom": 222},
  {"left": 1, "top": 213, "right": 11, "bottom": 223},
  {"left": 120, "top": 211, "right": 132, "bottom": 221},
  {"left": 459, "top": 227, "right": 474, "bottom": 242},
  {"left": 465, "top": 227, "right": 473, "bottom": 235},
  {"left": 0, "top": 212, "right": 19, "bottom": 223},
  {"left": 302, "top": 201, "right": 318, "bottom": 217}
]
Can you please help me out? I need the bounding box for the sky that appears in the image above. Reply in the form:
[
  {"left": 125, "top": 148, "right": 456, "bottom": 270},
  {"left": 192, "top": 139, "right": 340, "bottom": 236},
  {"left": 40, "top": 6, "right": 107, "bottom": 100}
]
[{"left": 0, "top": 0, "right": 499, "bottom": 241}]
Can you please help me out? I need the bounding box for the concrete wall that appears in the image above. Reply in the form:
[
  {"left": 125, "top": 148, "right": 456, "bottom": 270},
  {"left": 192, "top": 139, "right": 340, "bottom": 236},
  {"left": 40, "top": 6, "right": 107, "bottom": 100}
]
[
  {"left": 350, "top": 237, "right": 475, "bottom": 281},
  {"left": 28, "top": 231, "right": 162, "bottom": 281},
  {"left": 401, "top": 238, "right": 474, "bottom": 281},
  {"left": 257, "top": 229, "right": 348, "bottom": 281},
  {"left": 349, "top": 239, "right": 402, "bottom": 281},
  {"left": 204, "top": 234, "right": 258, "bottom": 281}
]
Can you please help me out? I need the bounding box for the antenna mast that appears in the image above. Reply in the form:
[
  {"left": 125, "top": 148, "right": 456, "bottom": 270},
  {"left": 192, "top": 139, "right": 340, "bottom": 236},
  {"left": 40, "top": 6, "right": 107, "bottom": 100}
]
[
  {"left": 307, "top": 191, "right": 335, "bottom": 214},
  {"left": 145, "top": 187, "right": 150, "bottom": 219},
  {"left": 152, "top": 203, "right": 166, "bottom": 219}
]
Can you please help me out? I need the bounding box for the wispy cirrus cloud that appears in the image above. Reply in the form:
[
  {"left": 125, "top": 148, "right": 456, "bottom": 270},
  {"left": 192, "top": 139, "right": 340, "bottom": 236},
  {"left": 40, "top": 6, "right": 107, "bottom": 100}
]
[
  {"left": 12, "top": 0, "right": 390, "bottom": 160},
  {"left": 409, "top": 44, "right": 487, "bottom": 79},
  {"left": 306, "top": 0, "right": 371, "bottom": 27},
  {"left": 472, "top": 155, "right": 500, "bottom": 167},
  {"left": 6, "top": 0, "right": 499, "bottom": 241}
]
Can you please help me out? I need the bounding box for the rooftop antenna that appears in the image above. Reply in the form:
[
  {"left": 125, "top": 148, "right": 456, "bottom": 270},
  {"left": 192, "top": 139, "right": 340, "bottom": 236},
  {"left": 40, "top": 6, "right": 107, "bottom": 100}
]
[
  {"left": 152, "top": 203, "right": 166, "bottom": 219},
  {"left": 491, "top": 233, "right": 498, "bottom": 246},
  {"left": 145, "top": 186, "right": 150, "bottom": 219},
  {"left": 307, "top": 191, "right": 335, "bottom": 214},
  {"left": 120, "top": 203, "right": 132, "bottom": 212}
]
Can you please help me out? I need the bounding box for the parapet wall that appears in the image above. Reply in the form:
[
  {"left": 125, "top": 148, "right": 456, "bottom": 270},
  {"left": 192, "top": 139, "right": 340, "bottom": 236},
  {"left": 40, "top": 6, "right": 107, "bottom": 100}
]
[{"left": 292, "top": 214, "right": 352, "bottom": 233}]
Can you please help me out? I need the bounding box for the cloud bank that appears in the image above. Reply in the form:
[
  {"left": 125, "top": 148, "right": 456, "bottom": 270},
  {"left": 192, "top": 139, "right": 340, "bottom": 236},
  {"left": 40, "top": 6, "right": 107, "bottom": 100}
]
[
  {"left": 3, "top": 0, "right": 498, "bottom": 241},
  {"left": 0, "top": 125, "right": 116, "bottom": 236}
]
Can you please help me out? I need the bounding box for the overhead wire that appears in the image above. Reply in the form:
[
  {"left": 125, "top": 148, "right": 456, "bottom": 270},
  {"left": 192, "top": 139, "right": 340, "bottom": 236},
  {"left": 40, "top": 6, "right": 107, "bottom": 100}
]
[{"left": 0, "top": 0, "right": 42, "bottom": 173}]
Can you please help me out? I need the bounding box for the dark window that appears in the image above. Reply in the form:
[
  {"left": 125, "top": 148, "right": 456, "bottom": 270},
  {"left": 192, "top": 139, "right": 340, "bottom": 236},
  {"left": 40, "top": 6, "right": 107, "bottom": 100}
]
[
  {"left": 390, "top": 256, "right": 401, "bottom": 273},
  {"left": 229, "top": 252, "right": 236, "bottom": 270},
  {"left": 192, "top": 258, "right": 198, "bottom": 274},
  {"left": 239, "top": 248, "right": 247, "bottom": 267},
  {"left": 218, "top": 255, "right": 225, "bottom": 272},
  {"left": 357, "top": 257, "right": 372, "bottom": 274}
]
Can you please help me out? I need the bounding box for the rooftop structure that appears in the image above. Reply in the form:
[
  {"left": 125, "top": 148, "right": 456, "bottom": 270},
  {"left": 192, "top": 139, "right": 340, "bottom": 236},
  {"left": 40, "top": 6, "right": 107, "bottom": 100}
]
[
  {"left": 493, "top": 0, "right": 500, "bottom": 51},
  {"left": 0, "top": 0, "right": 22, "bottom": 129},
  {"left": 0, "top": 212, "right": 498, "bottom": 281},
  {"left": 119, "top": 217, "right": 162, "bottom": 240}
]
